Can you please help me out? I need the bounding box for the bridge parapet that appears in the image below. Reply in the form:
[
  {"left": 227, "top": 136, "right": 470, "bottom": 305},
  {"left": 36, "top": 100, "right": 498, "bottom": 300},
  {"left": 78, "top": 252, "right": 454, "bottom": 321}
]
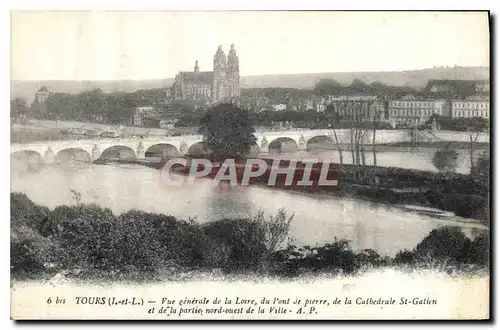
[
  {"left": 10, "top": 129, "right": 342, "bottom": 160},
  {"left": 13, "top": 129, "right": 473, "bottom": 162}
]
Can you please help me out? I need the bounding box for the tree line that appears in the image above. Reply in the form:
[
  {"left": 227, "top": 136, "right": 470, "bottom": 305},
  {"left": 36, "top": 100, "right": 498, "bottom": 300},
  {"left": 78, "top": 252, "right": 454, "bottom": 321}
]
[
  {"left": 313, "top": 78, "right": 419, "bottom": 98},
  {"left": 11, "top": 88, "right": 166, "bottom": 125}
]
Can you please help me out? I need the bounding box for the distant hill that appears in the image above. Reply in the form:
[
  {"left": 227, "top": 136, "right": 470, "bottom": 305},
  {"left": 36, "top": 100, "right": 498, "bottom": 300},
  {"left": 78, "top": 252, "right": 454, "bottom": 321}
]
[
  {"left": 10, "top": 79, "right": 174, "bottom": 103},
  {"left": 11, "top": 66, "right": 489, "bottom": 102},
  {"left": 240, "top": 66, "right": 490, "bottom": 89}
]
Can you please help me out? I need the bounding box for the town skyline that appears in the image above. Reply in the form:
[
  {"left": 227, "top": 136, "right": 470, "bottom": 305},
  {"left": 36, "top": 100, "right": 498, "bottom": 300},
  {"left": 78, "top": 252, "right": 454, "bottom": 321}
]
[{"left": 11, "top": 11, "right": 489, "bottom": 81}]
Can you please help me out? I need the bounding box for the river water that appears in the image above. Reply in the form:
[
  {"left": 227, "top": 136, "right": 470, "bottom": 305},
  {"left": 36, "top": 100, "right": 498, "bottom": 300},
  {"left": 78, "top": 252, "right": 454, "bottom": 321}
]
[
  {"left": 11, "top": 149, "right": 487, "bottom": 257},
  {"left": 273, "top": 148, "right": 486, "bottom": 174}
]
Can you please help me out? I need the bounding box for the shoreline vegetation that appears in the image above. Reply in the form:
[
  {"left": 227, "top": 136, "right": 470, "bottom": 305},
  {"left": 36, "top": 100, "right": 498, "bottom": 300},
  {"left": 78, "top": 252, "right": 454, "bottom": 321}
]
[{"left": 11, "top": 193, "right": 489, "bottom": 283}]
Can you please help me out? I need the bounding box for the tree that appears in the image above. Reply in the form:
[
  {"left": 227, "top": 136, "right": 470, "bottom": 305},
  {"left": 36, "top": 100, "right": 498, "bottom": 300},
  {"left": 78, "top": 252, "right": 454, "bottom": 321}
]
[
  {"left": 345, "top": 101, "right": 370, "bottom": 166},
  {"left": 414, "top": 227, "right": 470, "bottom": 264},
  {"left": 77, "top": 89, "right": 107, "bottom": 123},
  {"left": 105, "top": 92, "right": 135, "bottom": 125},
  {"left": 371, "top": 108, "right": 382, "bottom": 166},
  {"left": 313, "top": 79, "right": 344, "bottom": 96},
  {"left": 10, "top": 98, "right": 28, "bottom": 118},
  {"left": 200, "top": 103, "right": 257, "bottom": 160},
  {"left": 471, "top": 153, "right": 489, "bottom": 184},
  {"left": 432, "top": 148, "right": 459, "bottom": 173},
  {"left": 325, "top": 104, "right": 344, "bottom": 166},
  {"left": 467, "top": 117, "right": 488, "bottom": 174}
]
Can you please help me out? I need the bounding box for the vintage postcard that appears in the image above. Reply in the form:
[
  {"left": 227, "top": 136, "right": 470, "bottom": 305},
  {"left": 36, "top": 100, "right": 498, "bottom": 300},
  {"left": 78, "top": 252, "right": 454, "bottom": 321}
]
[{"left": 10, "top": 10, "right": 490, "bottom": 320}]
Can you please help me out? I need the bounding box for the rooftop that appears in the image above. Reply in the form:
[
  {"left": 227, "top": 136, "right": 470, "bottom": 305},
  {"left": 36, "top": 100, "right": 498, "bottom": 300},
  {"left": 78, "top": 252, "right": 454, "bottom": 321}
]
[
  {"left": 424, "top": 79, "right": 489, "bottom": 91},
  {"left": 463, "top": 95, "right": 490, "bottom": 102},
  {"left": 178, "top": 71, "right": 214, "bottom": 85}
]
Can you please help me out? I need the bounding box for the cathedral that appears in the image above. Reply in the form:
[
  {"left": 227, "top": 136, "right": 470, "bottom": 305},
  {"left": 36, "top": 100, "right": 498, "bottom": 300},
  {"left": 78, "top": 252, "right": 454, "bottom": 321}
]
[{"left": 170, "top": 44, "right": 240, "bottom": 104}]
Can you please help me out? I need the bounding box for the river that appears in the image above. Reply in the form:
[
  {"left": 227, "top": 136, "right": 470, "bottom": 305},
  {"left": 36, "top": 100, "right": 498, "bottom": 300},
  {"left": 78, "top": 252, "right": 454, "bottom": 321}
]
[
  {"left": 272, "top": 148, "right": 487, "bottom": 174},
  {"left": 11, "top": 153, "right": 487, "bottom": 257}
]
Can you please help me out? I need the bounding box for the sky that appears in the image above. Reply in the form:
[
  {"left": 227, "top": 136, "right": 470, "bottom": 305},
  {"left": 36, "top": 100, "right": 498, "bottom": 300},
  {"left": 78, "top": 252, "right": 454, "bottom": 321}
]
[{"left": 11, "top": 11, "right": 490, "bottom": 81}]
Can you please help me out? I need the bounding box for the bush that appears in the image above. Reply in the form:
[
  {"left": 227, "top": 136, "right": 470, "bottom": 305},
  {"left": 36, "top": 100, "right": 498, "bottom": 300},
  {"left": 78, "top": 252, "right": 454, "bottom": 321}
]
[
  {"left": 462, "top": 234, "right": 489, "bottom": 267},
  {"left": 44, "top": 204, "right": 114, "bottom": 237},
  {"left": 118, "top": 210, "right": 197, "bottom": 267},
  {"left": 202, "top": 209, "right": 293, "bottom": 272},
  {"left": 52, "top": 207, "right": 199, "bottom": 274},
  {"left": 203, "top": 218, "right": 267, "bottom": 272},
  {"left": 394, "top": 249, "right": 416, "bottom": 265},
  {"left": 10, "top": 194, "right": 489, "bottom": 280},
  {"left": 402, "top": 226, "right": 489, "bottom": 270},
  {"left": 471, "top": 154, "right": 490, "bottom": 184},
  {"left": 108, "top": 215, "right": 165, "bottom": 273},
  {"left": 10, "top": 193, "right": 50, "bottom": 232},
  {"left": 273, "top": 239, "right": 360, "bottom": 276},
  {"left": 432, "top": 148, "right": 459, "bottom": 173},
  {"left": 414, "top": 227, "right": 470, "bottom": 263},
  {"left": 11, "top": 195, "right": 295, "bottom": 278},
  {"left": 53, "top": 209, "right": 117, "bottom": 271},
  {"left": 11, "top": 225, "right": 60, "bottom": 279},
  {"left": 356, "top": 249, "right": 390, "bottom": 267}
]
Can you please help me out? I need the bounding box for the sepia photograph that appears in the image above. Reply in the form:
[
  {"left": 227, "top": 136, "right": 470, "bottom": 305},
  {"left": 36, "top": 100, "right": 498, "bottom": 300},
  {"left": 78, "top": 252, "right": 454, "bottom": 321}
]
[{"left": 9, "top": 10, "right": 491, "bottom": 320}]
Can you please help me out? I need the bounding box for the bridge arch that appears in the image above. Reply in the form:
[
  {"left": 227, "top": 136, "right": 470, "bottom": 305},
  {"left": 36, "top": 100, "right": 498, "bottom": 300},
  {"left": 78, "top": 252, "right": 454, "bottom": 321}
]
[
  {"left": 248, "top": 143, "right": 260, "bottom": 157},
  {"left": 268, "top": 137, "right": 298, "bottom": 155},
  {"left": 306, "top": 135, "right": 335, "bottom": 151},
  {"left": 56, "top": 148, "right": 92, "bottom": 164},
  {"left": 187, "top": 142, "right": 206, "bottom": 157},
  {"left": 100, "top": 145, "right": 136, "bottom": 160},
  {"left": 11, "top": 150, "right": 43, "bottom": 164},
  {"left": 145, "top": 143, "right": 179, "bottom": 159}
]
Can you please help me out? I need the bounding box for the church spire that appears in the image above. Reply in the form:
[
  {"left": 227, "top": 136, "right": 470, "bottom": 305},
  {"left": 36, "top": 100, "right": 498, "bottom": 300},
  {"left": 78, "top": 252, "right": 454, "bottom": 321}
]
[
  {"left": 227, "top": 43, "right": 239, "bottom": 78},
  {"left": 213, "top": 45, "right": 226, "bottom": 76}
]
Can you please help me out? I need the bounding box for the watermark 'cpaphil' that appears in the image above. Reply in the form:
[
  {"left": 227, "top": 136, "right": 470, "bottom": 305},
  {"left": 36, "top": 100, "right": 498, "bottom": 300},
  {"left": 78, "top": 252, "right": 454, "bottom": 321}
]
[{"left": 160, "top": 158, "right": 339, "bottom": 188}]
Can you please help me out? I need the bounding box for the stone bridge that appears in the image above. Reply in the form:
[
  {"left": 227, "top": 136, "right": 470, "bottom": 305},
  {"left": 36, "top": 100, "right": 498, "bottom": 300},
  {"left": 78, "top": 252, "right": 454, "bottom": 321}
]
[{"left": 10, "top": 129, "right": 411, "bottom": 164}]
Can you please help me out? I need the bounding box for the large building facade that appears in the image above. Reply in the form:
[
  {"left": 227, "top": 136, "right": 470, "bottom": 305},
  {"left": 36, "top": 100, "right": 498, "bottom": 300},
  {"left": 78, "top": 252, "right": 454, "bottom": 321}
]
[
  {"left": 327, "top": 95, "right": 387, "bottom": 121},
  {"left": 451, "top": 95, "right": 490, "bottom": 119},
  {"left": 170, "top": 44, "right": 240, "bottom": 104},
  {"left": 388, "top": 95, "right": 451, "bottom": 127}
]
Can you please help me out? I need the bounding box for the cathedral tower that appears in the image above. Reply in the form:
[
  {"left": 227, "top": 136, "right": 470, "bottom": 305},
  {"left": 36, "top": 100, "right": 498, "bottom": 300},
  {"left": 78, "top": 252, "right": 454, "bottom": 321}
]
[
  {"left": 213, "top": 45, "right": 227, "bottom": 101},
  {"left": 226, "top": 43, "right": 240, "bottom": 99}
]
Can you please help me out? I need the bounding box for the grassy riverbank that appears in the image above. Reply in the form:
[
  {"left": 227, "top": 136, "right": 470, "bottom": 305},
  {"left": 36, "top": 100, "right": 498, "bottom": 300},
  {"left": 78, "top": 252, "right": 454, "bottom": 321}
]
[{"left": 11, "top": 193, "right": 489, "bottom": 282}]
